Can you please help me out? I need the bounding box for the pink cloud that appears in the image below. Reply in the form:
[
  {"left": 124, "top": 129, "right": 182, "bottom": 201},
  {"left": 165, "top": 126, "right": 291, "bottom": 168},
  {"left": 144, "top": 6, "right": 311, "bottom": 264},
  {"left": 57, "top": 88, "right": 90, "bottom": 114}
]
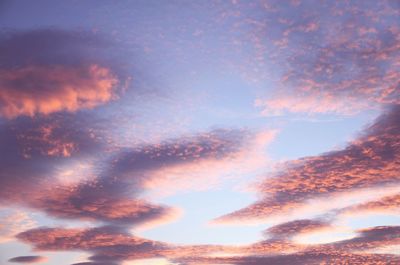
[
  {"left": 0, "top": 64, "right": 118, "bottom": 118},
  {"left": 215, "top": 105, "right": 400, "bottom": 223}
]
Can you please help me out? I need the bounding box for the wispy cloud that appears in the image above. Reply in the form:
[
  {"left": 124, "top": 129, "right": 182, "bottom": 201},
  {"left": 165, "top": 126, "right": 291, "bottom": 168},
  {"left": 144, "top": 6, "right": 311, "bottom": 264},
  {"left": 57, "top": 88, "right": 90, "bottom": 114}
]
[{"left": 8, "top": 256, "right": 47, "bottom": 264}]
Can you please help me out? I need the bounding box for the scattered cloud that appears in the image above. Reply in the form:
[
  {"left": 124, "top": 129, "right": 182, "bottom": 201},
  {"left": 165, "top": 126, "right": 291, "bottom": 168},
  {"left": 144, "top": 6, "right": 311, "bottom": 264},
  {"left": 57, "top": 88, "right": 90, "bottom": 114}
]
[{"left": 248, "top": 1, "right": 400, "bottom": 115}]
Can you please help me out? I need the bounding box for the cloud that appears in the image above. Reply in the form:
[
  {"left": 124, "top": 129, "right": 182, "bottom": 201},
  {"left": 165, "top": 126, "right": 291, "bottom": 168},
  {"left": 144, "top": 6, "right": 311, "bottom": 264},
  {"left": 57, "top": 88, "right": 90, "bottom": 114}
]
[
  {"left": 17, "top": 226, "right": 167, "bottom": 252},
  {"left": 142, "top": 130, "right": 276, "bottom": 197},
  {"left": 0, "top": 113, "right": 177, "bottom": 228},
  {"left": 0, "top": 114, "right": 103, "bottom": 203},
  {"left": 0, "top": 64, "right": 118, "bottom": 118},
  {"left": 33, "top": 129, "right": 248, "bottom": 225},
  {"left": 248, "top": 1, "right": 400, "bottom": 115},
  {"left": 16, "top": 226, "right": 177, "bottom": 263},
  {"left": 16, "top": 225, "right": 242, "bottom": 263},
  {"left": 0, "top": 209, "right": 36, "bottom": 243},
  {"left": 71, "top": 261, "right": 118, "bottom": 265},
  {"left": 339, "top": 193, "right": 400, "bottom": 217},
  {"left": 320, "top": 226, "right": 400, "bottom": 252},
  {"left": 175, "top": 252, "right": 400, "bottom": 265},
  {"left": 31, "top": 187, "right": 178, "bottom": 226},
  {"left": 0, "top": 111, "right": 250, "bottom": 227},
  {"left": 265, "top": 219, "right": 331, "bottom": 241},
  {"left": 173, "top": 225, "right": 400, "bottom": 265},
  {"left": 0, "top": 29, "right": 126, "bottom": 118},
  {"left": 215, "top": 105, "right": 400, "bottom": 223},
  {"left": 15, "top": 220, "right": 400, "bottom": 264},
  {"left": 8, "top": 256, "right": 47, "bottom": 263}
]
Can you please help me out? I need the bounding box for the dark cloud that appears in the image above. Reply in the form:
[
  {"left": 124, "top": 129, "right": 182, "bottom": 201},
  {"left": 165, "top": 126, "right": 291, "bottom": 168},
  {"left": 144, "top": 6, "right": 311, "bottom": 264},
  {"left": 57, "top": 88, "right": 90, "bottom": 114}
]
[
  {"left": 0, "top": 112, "right": 172, "bottom": 227},
  {"left": 0, "top": 112, "right": 248, "bottom": 226},
  {"left": 30, "top": 129, "right": 247, "bottom": 225},
  {"left": 103, "top": 129, "right": 248, "bottom": 183},
  {"left": 8, "top": 256, "right": 47, "bottom": 263},
  {"left": 0, "top": 114, "right": 103, "bottom": 202}
]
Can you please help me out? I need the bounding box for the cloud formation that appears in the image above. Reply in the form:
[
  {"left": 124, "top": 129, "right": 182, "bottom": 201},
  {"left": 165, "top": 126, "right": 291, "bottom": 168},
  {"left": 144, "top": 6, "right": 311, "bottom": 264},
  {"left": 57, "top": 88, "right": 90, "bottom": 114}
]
[
  {"left": 175, "top": 252, "right": 400, "bottom": 265},
  {"left": 16, "top": 226, "right": 167, "bottom": 264},
  {"left": 0, "top": 29, "right": 123, "bottom": 118},
  {"left": 173, "top": 225, "right": 400, "bottom": 265},
  {"left": 345, "top": 193, "right": 400, "bottom": 214},
  {"left": 16, "top": 221, "right": 400, "bottom": 265},
  {"left": 0, "top": 103, "right": 250, "bottom": 228},
  {"left": 247, "top": 0, "right": 400, "bottom": 115},
  {"left": 2, "top": 2, "right": 399, "bottom": 264},
  {"left": 216, "top": 105, "right": 400, "bottom": 223},
  {"left": 0, "top": 114, "right": 103, "bottom": 202},
  {"left": 265, "top": 219, "right": 330, "bottom": 241},
  {"left": 0, "top": 64, "right": 118, "bottom": 118},
  {"left": 16, "top": 225, "right": 228, "bottom": 264}
]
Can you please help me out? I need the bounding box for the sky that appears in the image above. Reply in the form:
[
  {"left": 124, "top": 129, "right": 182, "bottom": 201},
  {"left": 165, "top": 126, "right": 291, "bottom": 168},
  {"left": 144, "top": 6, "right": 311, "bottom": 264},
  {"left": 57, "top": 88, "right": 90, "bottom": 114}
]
[{"left": 0, "top": 0, "right": 399, "bottom": 264}]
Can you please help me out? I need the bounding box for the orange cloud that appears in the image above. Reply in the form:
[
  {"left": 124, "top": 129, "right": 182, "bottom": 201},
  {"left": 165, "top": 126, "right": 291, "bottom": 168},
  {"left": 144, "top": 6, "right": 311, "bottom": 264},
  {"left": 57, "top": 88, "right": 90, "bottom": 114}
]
[{"left": 0, "top": 64, "right": 118, "bottom": 118}]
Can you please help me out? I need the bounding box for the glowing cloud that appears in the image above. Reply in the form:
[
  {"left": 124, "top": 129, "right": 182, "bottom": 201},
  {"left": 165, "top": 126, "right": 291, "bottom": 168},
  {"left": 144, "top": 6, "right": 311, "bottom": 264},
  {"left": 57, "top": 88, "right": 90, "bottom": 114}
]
[
  {"left": 0, "top": 64, "right": 118, "bottom": 118},
  {"left": 215, "top": 105, "right": 400, "bottom": 223}
]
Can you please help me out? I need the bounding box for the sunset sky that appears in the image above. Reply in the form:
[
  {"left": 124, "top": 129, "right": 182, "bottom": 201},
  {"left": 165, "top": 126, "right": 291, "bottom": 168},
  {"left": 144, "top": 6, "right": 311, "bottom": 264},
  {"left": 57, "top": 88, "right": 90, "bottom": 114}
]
[{"left": 0, "top": 0, "right": 399, "bottom": 264}]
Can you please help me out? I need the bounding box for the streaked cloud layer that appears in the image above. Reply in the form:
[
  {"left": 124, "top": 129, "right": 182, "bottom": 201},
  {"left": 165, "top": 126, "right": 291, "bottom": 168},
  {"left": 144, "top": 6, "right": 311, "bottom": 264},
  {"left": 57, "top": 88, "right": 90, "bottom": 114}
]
[{"left": 0, "top": 1, "right": 399, "bottom": 265}]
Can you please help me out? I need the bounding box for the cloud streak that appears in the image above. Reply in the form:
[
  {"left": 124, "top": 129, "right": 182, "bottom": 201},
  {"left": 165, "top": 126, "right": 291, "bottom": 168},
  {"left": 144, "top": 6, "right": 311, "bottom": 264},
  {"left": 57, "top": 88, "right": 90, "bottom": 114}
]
[
  {"left": 216, "top": 105, "right": 400, "bottom": 223},
  {"left": 8, "top": 256, "right": 47, "bottom": 263}
]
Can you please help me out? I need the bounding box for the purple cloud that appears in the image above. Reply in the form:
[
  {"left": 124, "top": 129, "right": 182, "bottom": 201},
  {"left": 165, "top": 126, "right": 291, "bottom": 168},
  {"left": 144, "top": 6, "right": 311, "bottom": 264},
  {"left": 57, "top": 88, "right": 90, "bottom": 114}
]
[{"left": 8, "top": 256, "right": 47, "bottom": 263}]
